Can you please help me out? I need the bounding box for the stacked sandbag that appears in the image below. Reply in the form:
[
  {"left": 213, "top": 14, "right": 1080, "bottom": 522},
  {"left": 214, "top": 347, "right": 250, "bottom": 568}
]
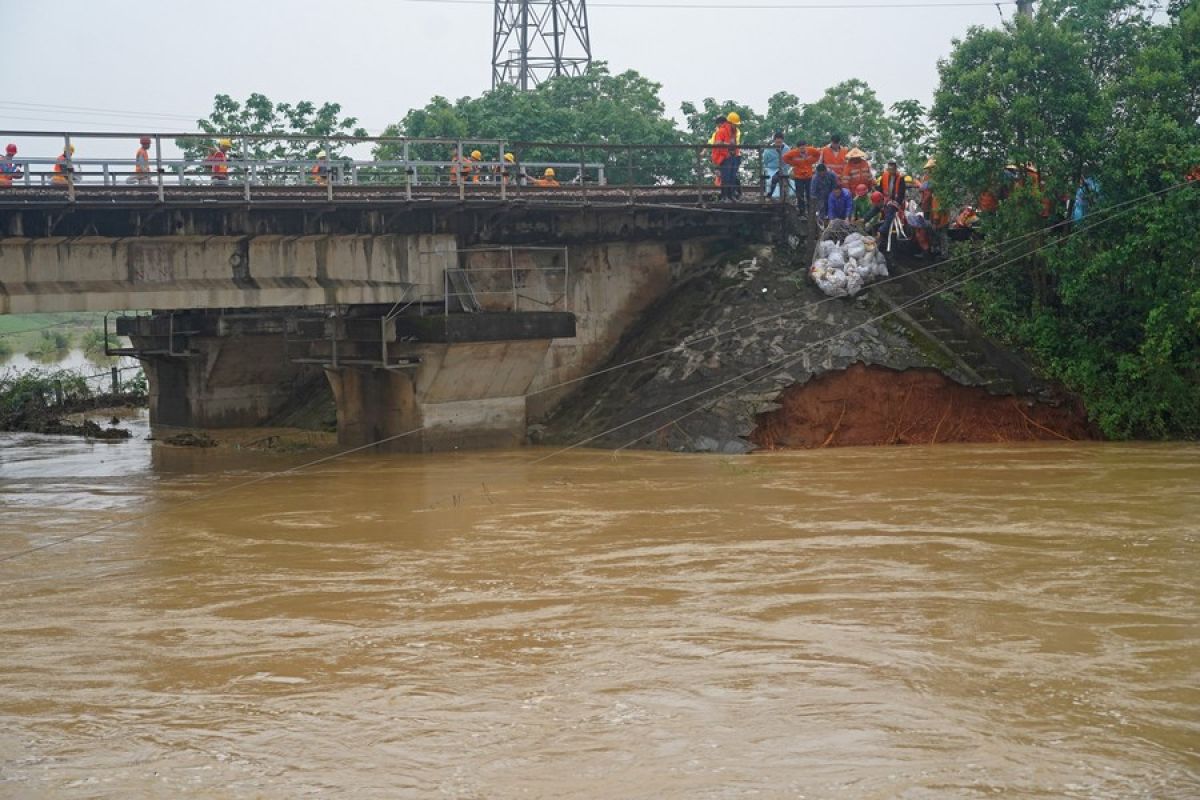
[{"left": 808, "top": 231, "right": 889, "bottom": 298}]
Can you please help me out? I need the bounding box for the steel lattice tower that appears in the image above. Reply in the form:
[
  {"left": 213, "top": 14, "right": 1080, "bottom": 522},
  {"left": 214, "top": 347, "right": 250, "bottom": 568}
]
[{"left": 492, "top": 1, "right": 592, "bottom": 90}]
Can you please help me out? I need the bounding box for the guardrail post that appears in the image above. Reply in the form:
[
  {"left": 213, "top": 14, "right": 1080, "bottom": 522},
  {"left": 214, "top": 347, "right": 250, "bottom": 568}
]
[
  {"left": 499, "top": 142, "right": 507, "bottom": 202},
  {"left": 626, "top": 147, "right": 634, "bottom": 204},
  {"left": 457, "top": 141, "right": 465, "bottom": 202},
  {"left": 154, "top": 134, "right": 165, "bottom": 203},
  {"left": 404, "top": 141, "right": 412, "bottom": 200},
  {"left": 695, "top": 147, "right": 704, "bottom": 206},
  {"left": 579, "top": 147, "right": 588, "bottom": 204},
  {"left": 103, "top": 161, "right": 110, "bottom": 187},
  {"left": 111, "top": 366, "right": 119, "bottom": 395},
  {"left": 242, "top": 136, "right": 251, "bottom": 203},
  {"left": 64, "top": 134, "right": 75, "bottom": 203},
  {"left": 326, "top": 143, "right": 334, "bottom": 203}
]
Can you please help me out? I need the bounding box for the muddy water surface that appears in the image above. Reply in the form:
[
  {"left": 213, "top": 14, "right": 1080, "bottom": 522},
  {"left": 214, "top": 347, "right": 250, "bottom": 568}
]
[{"left": 1, "top": 426, "right": 1197, "bottom": 798}]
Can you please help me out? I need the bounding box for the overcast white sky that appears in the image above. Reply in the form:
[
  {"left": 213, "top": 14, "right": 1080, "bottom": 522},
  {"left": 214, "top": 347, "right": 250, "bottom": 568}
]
[{"left": 3, "top": 0, "right": 1016, "bottom": 158}]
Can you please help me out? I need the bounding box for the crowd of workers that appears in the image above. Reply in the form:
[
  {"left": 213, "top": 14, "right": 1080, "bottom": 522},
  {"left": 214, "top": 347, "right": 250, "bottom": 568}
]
[{"left": 712, "top": 112, "right": 955, "bottom": 255}]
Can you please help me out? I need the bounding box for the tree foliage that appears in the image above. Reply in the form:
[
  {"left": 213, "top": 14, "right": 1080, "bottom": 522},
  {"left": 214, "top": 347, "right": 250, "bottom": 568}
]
[
  {"left": 932, "top": 0, "right": 1200, "bottom": 438},
  {"left": 378, "top": 63, "right": 689, "bottom": 184},
  {"left": 177, "top": 93, "right": 368, "bottom": 162}
]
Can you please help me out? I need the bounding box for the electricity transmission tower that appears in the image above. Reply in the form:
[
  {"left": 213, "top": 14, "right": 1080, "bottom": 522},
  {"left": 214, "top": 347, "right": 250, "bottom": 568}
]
[{"left": 492, "top": 1, "right": 592, "bottom": 90}]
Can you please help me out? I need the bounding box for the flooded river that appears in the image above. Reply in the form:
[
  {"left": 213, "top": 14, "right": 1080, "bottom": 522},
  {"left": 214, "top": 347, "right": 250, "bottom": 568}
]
[{"left": 1, "top": 423, "right": 1197, "bottom": 798}]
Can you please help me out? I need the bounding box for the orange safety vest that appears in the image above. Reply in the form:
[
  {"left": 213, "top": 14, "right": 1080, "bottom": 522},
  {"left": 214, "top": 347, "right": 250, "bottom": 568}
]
[
  {"left": 311, "top": 161, "right": 329, "bottom": 185},
  {"left": 879, "top": 170, "right": 905, "bottom": 200},
  {"left": 533, "top": 177, "right": 560, "bottom": 188},
  {"left": 208, "top": 149, "right": 229, "bottom": 176},
  {"left": 843, "top": 158, "right": 874, "bottom": 191},
  {"left": 52, "top": 153, "right": 73, "bottom": 185},
  {"left": 782, "top": 145, "right": 820, "bottom": 179},
  {"left": 820, "top": 145, "right": 848, "bottom": 180}
]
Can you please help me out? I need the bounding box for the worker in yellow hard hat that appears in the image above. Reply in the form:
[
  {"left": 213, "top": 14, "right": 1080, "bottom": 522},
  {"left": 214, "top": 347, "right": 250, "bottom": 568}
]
[
  {"left": 206, "top": 138, "right": 232, "bottom": 183},
  {"left": 710, "top": 112, "right": 742, "bottom": 200},
  {"left": 311, "top": 149, "right": 330, "bottom": 186},
  {"left": 450, "top": 147, "right": 480, "bottom": 185},
  {"left": 52, "top": 143, "right": 76, "bottom": 186},
  {"left": 533, "top": 167, "right": 559, "bottom": 188},
  {"left": 494, "top": 152, "right": 516, "bottom": 184}
]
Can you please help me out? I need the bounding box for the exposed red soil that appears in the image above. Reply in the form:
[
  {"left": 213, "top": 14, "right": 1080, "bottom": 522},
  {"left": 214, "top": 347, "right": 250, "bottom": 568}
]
[{"left": 750, "top": 363, "right": 1097, "bottom": 449}]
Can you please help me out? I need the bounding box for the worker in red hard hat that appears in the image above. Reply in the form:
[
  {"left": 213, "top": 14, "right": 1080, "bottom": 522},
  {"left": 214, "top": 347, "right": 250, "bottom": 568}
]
[
  {"left": 0, "top": 143, "right": 21, "bottom": 188},
  {"left": 133, "top": 136, "right": 152, "bottom": 184},
  {"left": 859, "top": 189, "right": 887, "bottom": 234},
  {"left": 851, "top": 183, "right": 872, "bottom": 222}
]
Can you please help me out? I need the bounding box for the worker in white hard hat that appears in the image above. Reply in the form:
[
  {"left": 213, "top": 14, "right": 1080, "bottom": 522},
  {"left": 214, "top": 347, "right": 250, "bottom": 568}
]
[{"left": 311, "top": 149, "right": 330, "bottom": 186}]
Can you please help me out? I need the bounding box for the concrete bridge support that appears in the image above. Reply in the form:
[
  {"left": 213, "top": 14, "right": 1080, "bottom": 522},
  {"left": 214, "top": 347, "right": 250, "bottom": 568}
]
[{"left": 134, "top": 332, "right": 315, "bottom": 431}]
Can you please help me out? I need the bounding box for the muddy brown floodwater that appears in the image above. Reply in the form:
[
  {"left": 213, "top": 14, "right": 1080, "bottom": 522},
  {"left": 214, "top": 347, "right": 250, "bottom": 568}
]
[{"left": 1, "top": 417, "right": 1197, "bottom": 798}]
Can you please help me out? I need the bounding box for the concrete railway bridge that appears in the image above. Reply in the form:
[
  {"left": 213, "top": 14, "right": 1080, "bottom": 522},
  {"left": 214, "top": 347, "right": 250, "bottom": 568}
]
[{"left": 0, "top": 131, "right": 789, "bottom": 450}]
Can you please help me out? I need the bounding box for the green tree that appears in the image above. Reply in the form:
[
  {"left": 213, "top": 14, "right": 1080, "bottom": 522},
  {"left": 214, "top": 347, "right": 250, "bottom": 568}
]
[
  {"left": 797, "top": 79, "right": 896, "bottom": 164},
  {"left": 378, "top": 63, "right": 690, "bottom": 184},
  {"left": 932, "top": 0, "right": 1200, "bottom": 438},
  {"left": 177, "top": 93, "right": 368, "bottom": 162},
  {"left": 890, "top": 99, "right": 933, "bottom": 174}
]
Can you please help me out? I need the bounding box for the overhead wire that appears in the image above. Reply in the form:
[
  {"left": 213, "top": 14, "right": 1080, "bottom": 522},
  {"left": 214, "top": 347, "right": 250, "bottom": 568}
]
[
  {"left": 404, "top": 0, "right": 1010, "bottom": 8},
  {"left": 0, "top": 182, "right": 1184, "bottom": 563}
]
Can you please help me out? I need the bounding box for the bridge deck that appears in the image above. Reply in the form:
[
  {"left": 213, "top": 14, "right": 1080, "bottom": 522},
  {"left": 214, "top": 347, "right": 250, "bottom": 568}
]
[{"left": 0, "top": 184, "right": 788, "bottom": 212}]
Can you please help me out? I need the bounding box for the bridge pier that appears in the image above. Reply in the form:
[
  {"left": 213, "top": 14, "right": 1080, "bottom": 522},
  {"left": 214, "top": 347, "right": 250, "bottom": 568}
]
[
  {"left": 324, "top": 367, "right": 421, "bottom": 452},
  {"left": 133, "top": 327, "right": 316, "bottom": 432}
]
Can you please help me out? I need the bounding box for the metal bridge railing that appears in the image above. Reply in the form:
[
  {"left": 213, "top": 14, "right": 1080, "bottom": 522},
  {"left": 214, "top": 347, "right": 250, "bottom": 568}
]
[{"left": 0, "top": 130, "right": 778, "bottom": 208}]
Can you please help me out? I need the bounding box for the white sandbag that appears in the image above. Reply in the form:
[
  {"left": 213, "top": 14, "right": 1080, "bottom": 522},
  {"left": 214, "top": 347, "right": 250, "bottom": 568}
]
[
  {"left": 846, "top": 272, "right": 864, "bottom": 296},
  {"left": 827, "top": 249, "right": 845, "bottom": 268},
  {"left": 818, "top": 240, "right": 837, "bottom": 258}
]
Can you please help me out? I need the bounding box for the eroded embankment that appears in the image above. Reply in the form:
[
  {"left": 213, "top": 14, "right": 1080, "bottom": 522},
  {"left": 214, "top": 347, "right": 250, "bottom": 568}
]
[{"left": 752, "top": 363, "right": 1096, "bottom": 449}]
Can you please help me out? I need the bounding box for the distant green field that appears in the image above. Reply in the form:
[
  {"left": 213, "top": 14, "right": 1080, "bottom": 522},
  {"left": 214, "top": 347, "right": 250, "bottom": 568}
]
[{"left": 0, "top": 313, "right": 112, "bottom": 353}]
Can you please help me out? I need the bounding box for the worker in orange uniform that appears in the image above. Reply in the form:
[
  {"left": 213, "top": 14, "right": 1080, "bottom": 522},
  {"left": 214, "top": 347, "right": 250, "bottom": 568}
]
[
  {"left": 819, "top": 133, "right": 848, "bottom": 185},
  {"left": 493, "top": 152, "right": 516, "bottom": 184},
  {"left": 51, "top": 144, "right": 76, "bottom": 186},
  {"left": 876, "top": 158, "right": 907, "bottom": 248},
  {"left": 0, "top": 143, "right": 22, "bottom": 188},
  {"left": 782, "top": 138, "right": 821, "bottom": 213},
  {"left": 450, "top": 149, "right": 482, "bottom": 185},
  {"left": 311, "top": 150, "right": 330, "bottom": 185},
  {"left": 206, "top": 138, "right": 232, "bottom": 183},
  {"left": 532, "top": 167, "right": 559, "bottom": 187},
  {"left": 711, "top": 112, "right": 742, "bottom": 201},
  {"left": 132, "top": 136, "right": 152, "bottom": 184},
  {"left": 842, "top": 147, "right": 874, "bottom": 193}
]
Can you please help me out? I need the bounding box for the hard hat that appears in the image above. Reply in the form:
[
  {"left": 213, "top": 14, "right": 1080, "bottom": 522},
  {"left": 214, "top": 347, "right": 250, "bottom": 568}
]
[
  {"left": 855, "top": 183, "right": 868, "bottom": 196},
  {"left": 924, "top": 157, "right": 936, "bottom": 169},
  {"left": 726, "top": 112, "right": 742, "bottom": 125},
  {"left": 4, "top": 143, "right": 15, "bottom": 155},
  {"left": 504, "top": 152, "right": 515, "bottom": 163},
  {"left": 846, "top": 147, "right": 867, "bottom": 160},
  {"left": 870, "top": 191, "right": 884, "bottom": 204},
  {"left": 544, "top": 167, "right": 555, "bottom": 177},
  {"left": 316, "top": 150, "right": 328, "bottom": 158},
  {"left": 68, "top": 144, "right": 76, "bottom": 154},
  {"left": 139, "top": 136, "right": 151, "bottom": 146},
  {"left": 470, "top": 150, "right": 482, "bottom": 160},
  {"left": 904, "top": 175, "right": 914, "bottom": 185},
  {"left": 218, "top": 138, "right": 232, "bottom": 148}
]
